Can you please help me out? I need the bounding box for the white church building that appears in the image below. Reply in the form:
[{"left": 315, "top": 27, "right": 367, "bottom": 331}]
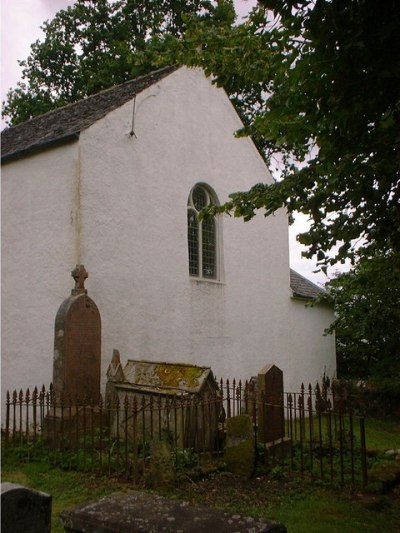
[{"left": 1, "top": 65, "right": 336, "bottom": 399}]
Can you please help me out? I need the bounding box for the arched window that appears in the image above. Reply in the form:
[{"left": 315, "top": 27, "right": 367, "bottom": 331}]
[{"left": 187, "top": 184, "right": 219, "bottom": 280}]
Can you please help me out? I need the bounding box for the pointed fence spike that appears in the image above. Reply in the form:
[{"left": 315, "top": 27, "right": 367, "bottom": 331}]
[{"left": 298, "top": 395, "right": 302, "bottom": 408}]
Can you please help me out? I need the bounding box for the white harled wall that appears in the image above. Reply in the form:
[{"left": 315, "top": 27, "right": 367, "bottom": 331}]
[
  {"left": 1, "top": 67, "right": 336, "bottom": 405},
  {"left": 1, "top": 143, "right": 80, "bottom": 394}
]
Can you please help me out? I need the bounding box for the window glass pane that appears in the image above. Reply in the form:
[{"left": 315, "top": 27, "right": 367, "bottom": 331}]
[
  {"left": 188, "top": 209, "right": 199, "bottom": 276},
  {"left": 202, "top": 217, "right": 216, "bottom": 278},
  {"left": 192, "top": 186, "right": 208, "bottom": 211}
]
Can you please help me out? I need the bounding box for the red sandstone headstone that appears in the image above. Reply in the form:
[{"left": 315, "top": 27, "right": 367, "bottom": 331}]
[
  {"left": 53, "top": 265, "right": 101, "bottom": 402},
  {"left": 257, "top": 364, "right": 284, "bottom": 443}
]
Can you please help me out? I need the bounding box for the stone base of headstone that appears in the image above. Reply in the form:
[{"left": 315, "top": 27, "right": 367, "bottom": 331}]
[
  {"left": 1, "top": 483, "right": 52, "bottom": 533},
  {"left": 225, "top": 414, "right": 255, "bottom": 478},
  {"left": 59, "top": 491, "right": 287, "bottom": 532},
  {"left": 43, "top": 407, "right": 106, "bottom": 447}
]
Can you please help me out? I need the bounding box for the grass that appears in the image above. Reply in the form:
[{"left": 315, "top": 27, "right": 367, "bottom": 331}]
[
  {"left": 2, "top": 416, "right": 399, "bottom": 532},
  {"left": 266, "top": 488, "right": 399, "bottom": 533},
  {"left": 3, "top": 461, "right": 400, "bottom": 533},
  {"left": 364, "top": 418, "right": 400, "bottom": 450},
  {"left": 1, "top": 462, "right": 129, "bottom": 533},
  {"left": 288, "top": 412, "right": 400, "bottom": 452}
]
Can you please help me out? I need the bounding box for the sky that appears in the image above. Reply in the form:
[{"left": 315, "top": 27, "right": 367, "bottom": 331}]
[{"left": 1, "top": 0, "right": 339, "bottom": 285}]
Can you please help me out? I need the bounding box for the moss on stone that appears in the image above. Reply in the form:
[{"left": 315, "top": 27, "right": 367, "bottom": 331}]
[
  {"left": 368, "top": 460, "right": 400, "bottom": 492},
  {"left": 225, "top": 415, "right": 255, "bottom": 478},
  {"left": 226, "top": 414, "right": 253, "bottom": 437},
  {"left": 154, "top": 364, "right": 204, "bottom": 388}
]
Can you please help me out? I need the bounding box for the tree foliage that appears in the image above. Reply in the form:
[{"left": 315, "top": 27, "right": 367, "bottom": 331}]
[
  {"left": 2, "top": 0, "right": 221, "bottom": 125},
  {"left": 187, "top": 1, "right": 400, "bottom": 271},
  {"left": 323, "top": 251, "right": 400, "bottom": 379}
]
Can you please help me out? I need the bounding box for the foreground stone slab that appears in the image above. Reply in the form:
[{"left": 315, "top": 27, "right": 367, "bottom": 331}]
[
  {"left": 60, "top": 491, "right": 286, "bottom": 532},
  {"left": 1, "top": 483, "right": 52, "bottom": 533}
]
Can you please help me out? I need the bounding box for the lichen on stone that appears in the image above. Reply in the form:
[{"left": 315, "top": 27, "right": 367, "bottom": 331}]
[{"left": 154, "top": 364, "right": 204, "bottom": 388}]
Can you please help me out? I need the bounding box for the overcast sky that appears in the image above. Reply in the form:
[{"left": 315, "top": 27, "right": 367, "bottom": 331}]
[{"left": 1, "top": 0, "right": 339, "bottom": 285}]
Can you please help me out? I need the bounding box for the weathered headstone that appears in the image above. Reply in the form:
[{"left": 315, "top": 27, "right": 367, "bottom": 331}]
[
  {"left": 105, "top": 349, "right": 125, "bottom": 405},
  {"left": 1, "top": 483, "right": 52, "bottom": 533},
  {"left": 225, "top": 414, "right": 255, "bottom": 478},
  {"left": 149, "top": 440, "right": 175, "bottom": 489},
  {"left": 258, "top": 364, "right": 284, "bottom": 444},
  {"left": 53, "top": 265, "right": 101, "bottom": 402}
]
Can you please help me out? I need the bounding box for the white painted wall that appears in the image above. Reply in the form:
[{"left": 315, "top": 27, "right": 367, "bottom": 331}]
[
  {"left": 1, "top": 67, "right": 336, "bottom": 410},
  {"left": 1, "top": 142, "right": 79, "bottom": 396},
  {"left": 286, "top": 299, "right": 336, "bottom": 392}
]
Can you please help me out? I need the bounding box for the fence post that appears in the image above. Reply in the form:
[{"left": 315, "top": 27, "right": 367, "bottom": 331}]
[
  {"left": 232, "top": 379, "right": 236, "bottom": 417},
  {"left": 18, "top": 389, "right": 24, "bottom": 445},
  {"left": 307, "top": 390, "right": 313, "bottom": 476},
  {"left": 338, "top": 391, "right": 345, "bottom": 486},
  {"left": 5, "top": 391, "right": 10, "bottom": 445},
  {"left": 25, "top": 388, "right": 31, "bottom": 445},
  {"left": 298, "top": 395, "right": 304, "bottom": 477},
  {"left": 237, "top": 380, "right": 242, "bottom": 415},
  {"left": 315, "top": 383, "right": 324, "bottom": 481},
  {"left": 327, "top": 399, "right": 334, "bottom": 482},
  {"left": 98, "top": 394, "right": 103, "bottom": 470},
  {"left": 226, "top": 380, "right": 231, "bottom": 419},
  {"left": 348, "top": 400, "right": 355, "bottom": 487},
  {"left": 360, "top": 417, "right": 368, "bottom": 487},
  {"left": 124, "top": 395, "right": 129, "bottom": 475},
  {"left": 32, "top": 387, "right": 38, "bottom": 442},
  {"left": 132, "top": 395, "right": 138, "bottom": 483}
]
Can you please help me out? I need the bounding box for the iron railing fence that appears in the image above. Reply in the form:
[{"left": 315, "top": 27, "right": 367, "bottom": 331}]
[{"left": 2, "top": 380, "right": 368, "bottom": 487}]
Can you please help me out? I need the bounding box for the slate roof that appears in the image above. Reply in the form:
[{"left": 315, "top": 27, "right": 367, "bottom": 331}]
[
  {"left": 290, "top": 268, "right": 325, "bottom": 300},
  {"left": 1, "top": 64, "right": 180, "bottom": 163}
]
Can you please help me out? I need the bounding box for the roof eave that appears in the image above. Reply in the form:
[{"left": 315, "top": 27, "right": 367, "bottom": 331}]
[{"left": 1, "top": 132, "right": 80, "bottom": 164}]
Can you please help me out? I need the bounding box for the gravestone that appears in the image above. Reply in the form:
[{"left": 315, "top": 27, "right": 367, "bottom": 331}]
[
  {"left": 1, "top": 483, "right": 52, "bottom": 533},
  {"left": 258, "top": 364, "right": 284, "bottom": 444},
  {"left": 53, "top": 265, "right": 101, "bottom": 402},
  {"left": 225, "top": 414, "right": 255, "bottom": 478}
]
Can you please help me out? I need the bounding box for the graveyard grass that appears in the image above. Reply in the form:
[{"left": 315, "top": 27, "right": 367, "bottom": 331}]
[{"left": 2, "top": 417, "right": 400, "bottom": 533}]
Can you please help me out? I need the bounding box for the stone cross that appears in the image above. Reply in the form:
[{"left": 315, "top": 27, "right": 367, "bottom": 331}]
[{"left": 71, "top": 264, "right": 88, "bottom": 295}]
